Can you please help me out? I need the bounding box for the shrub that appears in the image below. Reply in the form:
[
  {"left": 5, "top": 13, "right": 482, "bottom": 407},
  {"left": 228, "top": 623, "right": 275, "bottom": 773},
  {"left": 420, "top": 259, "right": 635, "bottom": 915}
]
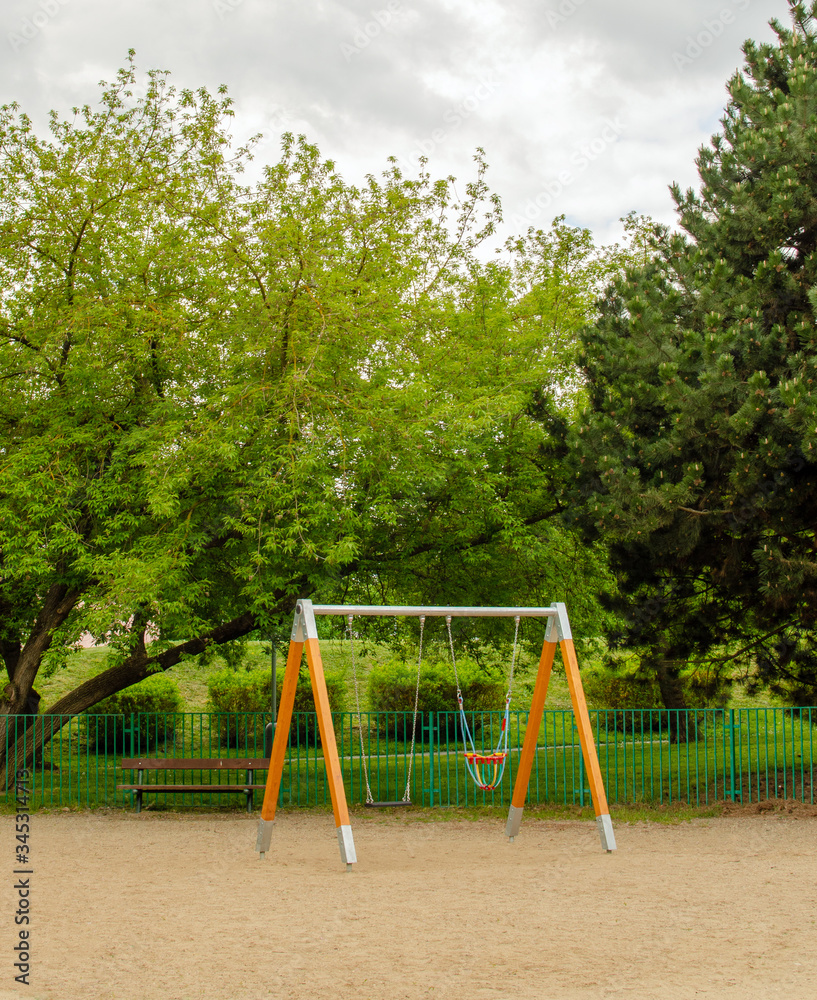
[
  {"left": 366, "top": 657, "right": 506, "bottom": 742},
  {"left": 83, "top": 673, "right": 183, "bottom": 753},
  {"left": 206, "top": 667, "right": 271, "bottom": 749},
  {"left": 581, "top": 655, "right": 724, "bottom": 739},
  {"left": 582, "top": 660, "right": 660, "bottom": 712},
  {"left": 580, "top": 657, "right": 663, "bottom": 735},
  {"left": 206, "top": 664, "right": 347, "bottom": 748}
]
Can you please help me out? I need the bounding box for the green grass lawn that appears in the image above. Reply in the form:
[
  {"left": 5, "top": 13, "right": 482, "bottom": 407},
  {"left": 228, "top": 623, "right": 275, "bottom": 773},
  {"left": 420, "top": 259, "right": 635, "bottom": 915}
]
[
  {"left": 11, "top": 640, "right": 813, "bottom": 813},
  {"left": 38, "top": 638, "right": 782, "bottom": 714},
  {"left": 6, "top": 704, "right": 812, "bottom": 812},
  {"left": 38, "top": 639, "right": 404, "bottom": 714}
]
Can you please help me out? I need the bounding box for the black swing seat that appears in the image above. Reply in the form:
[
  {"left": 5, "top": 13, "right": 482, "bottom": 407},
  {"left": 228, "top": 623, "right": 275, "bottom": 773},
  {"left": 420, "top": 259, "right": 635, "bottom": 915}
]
[{"left": 364, "top": 800, "right": 412, "bottom": 808}]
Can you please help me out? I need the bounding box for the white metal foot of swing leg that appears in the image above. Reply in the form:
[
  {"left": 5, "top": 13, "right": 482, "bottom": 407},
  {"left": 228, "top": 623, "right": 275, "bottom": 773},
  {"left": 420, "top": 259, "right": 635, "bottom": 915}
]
[
  {"left": 256, "top": 817, "right": 275, "bottom": 857},
  {"left": 337, "top": 824, "right": 357, "bottom": 867},
  {"left": 506, "top": 804, "right": 524, "bottom": 840},
  {"left": 596, "top": 813, "right": 617, "bottom": 852}
]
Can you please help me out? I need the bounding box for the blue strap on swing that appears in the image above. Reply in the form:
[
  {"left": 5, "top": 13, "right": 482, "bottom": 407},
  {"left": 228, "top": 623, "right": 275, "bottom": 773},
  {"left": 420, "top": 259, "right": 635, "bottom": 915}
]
[
  {"left": 448, "top": 614, "right": 519, "bottom": 793},
  {"left": 457, "top": 692, "right": 511, "bottom": 791}
]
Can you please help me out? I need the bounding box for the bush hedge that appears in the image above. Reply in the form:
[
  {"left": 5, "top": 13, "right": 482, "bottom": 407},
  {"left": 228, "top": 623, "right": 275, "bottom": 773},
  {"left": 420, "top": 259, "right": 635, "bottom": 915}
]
[
  {"left": 365, "top": 657, "right": 506, "bottom": 742},
  {"left": 82, "top": 673, "right": 183, "bottom": 753},
  {"left": 206, "top": 665, "right": 347, "bottom": 748},
  {"left": 581, "top": 661, "right": 660, "bottom": 712},
  {"left": 581, "top": 656, "right": 726, "bottom": 738}
]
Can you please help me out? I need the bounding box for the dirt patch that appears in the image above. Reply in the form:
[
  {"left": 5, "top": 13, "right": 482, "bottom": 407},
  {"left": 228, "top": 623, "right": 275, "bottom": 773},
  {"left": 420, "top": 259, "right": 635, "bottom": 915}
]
[
  {"left": 710, "top": 768, "right": 815, "bottom": 804},
  {"left": 2, "top": 808, "right": 816, "bottom": 1000},
  {"left": 719, "top": 796, "right": 817, "bottom": 817}
]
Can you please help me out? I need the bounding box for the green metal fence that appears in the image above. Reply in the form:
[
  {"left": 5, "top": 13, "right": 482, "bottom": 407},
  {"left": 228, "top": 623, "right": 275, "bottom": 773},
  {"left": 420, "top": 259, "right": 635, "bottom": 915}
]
[{"left": 1, "top": 707, "right": 814, "bottom": 810}]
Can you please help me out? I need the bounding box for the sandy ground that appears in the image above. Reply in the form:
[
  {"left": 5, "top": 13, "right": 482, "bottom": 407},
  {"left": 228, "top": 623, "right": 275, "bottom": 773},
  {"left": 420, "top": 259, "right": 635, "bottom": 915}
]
[{"left": 1, "top": 806, "right": 816, "bottom": 1000}]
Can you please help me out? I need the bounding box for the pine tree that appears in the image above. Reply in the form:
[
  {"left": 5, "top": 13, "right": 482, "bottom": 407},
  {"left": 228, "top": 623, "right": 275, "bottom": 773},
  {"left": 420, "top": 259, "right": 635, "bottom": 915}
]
[{"left": 573, "top": 2, "right": 817, "bottom": 706}]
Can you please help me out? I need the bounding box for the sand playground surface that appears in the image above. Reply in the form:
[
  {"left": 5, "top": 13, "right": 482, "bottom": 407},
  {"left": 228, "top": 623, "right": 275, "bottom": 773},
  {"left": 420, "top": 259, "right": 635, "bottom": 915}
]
[{"left": 1, "top": 805, "right": 816, "bottom": 1000}]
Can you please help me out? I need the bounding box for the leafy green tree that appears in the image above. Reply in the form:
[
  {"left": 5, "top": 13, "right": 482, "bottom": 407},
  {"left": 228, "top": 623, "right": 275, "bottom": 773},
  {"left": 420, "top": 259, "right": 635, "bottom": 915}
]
[
  {"left": 0, "top": 56, "right": 621, "bottom": 775},
  {"left": 338, "top": 217, "right": 634, "bottom": 654},
  {"left": 570, "top": 2, "right": 817, "bottom": 708},
  {"left": 0, "top": 59, "right": 263, "bottom": 744}
]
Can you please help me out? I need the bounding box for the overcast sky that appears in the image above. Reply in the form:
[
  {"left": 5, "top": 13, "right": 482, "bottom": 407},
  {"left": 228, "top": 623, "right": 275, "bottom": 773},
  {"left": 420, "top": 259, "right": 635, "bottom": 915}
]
[{"left": 1, "top": 0, "right": 790, "bottom": 247}]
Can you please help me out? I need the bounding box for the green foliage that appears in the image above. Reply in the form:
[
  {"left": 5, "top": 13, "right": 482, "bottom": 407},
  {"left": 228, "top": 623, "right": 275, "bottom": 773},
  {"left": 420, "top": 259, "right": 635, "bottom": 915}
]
[
  {"left": 206, "top": 667, "right": 272, "bottom": 713},
  {"left": 341, "top": 216, "right": 634, "bottom": 648},
  {"left": 0, "top": 32, "right": 735, "bottom": 787},
  {"left": 0, "top": 55, "right": 630, "bottom": 728},
  {"left": 582, "top": 658, "right": 661, "bottom": 712},
  {"left": 569, "top": 3, "right": 817, "bottom": 706},
  {"left": 581, "top": 655, "right": 729, "bottom": 737},
  {"left": 82, "top": 673, "right": 182, "bottom": 752},
  {"left": 366, "top": 657, "right": 505, "bottom": 740},
  {"left": 205, "top": 667, "right": 271, "bottom": 749},
  {"left": 206, "top": 665, "right": 347, "bottom": 747}
]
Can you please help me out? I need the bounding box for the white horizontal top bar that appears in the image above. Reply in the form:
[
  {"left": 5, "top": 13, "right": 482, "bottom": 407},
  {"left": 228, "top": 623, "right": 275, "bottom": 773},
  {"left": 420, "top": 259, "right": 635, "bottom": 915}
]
[{"left": 306, "top": 604, "right": 557, "bottom": 618}]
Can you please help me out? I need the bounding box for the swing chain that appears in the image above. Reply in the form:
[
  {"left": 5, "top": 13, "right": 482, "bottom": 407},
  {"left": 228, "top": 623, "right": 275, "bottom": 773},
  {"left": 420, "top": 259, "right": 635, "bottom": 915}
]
[
  {"left": 506, "top": 615, "right": 521, "bottom": 703},
  {"left": 349, "top": 614, "right": 374, "bottom": 805},
  {"left": 402, "top": 615, "right": 425, "bottom": 802},
  {"left": 445, "top": 615, "right": 462, "bottom": 702}
]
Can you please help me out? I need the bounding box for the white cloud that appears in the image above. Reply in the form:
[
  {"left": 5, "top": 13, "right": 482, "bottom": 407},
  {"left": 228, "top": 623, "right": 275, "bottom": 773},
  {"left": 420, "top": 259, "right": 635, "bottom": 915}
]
[{"left": 0, "top": 0, "right": 791, "bottom": 247}]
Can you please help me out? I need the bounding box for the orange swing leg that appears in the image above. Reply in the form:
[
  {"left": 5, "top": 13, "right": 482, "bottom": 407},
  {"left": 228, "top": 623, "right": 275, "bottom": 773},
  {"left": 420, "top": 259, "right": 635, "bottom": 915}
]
[
  {"left": 257, "top": 601, "right": 357, "bottom": 868},
  {"left": 562, "top": 632, "right": 615, "bottom": 851},
  {"left": 506, "top": 628, "right": 556, "bottom": 839},
  {"left": 256, "top": 637, "right": 303, "bottom": 855},
  {"left": 304, "top": 635, "right": 356, "bottom": 866},
  {"left": 506, "top": 603, "right": 616, "bottom": 852}
]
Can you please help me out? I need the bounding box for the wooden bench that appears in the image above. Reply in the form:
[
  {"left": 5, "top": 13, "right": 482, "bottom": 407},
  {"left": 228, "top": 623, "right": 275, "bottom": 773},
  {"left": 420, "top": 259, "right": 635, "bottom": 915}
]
[{"left": 118, "top": 758, "right": 270, "bottom": 814}]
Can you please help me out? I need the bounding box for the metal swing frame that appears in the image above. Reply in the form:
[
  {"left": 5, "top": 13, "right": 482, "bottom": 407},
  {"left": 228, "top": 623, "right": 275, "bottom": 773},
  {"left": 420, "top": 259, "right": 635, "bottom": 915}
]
[{"left": 255, "top": 600, "right": 617, "bottom": 869}]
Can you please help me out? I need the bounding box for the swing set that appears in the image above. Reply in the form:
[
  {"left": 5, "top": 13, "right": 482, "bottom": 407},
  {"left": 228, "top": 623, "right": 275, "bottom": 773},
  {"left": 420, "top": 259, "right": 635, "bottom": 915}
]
[{"left": 256, "top": 600, "right": 616, "bottom": 869}]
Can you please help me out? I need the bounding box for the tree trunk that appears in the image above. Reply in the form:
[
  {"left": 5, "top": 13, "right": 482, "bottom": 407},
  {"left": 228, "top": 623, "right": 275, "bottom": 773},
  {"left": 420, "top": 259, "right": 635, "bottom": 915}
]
[
  {"left": 0, "top": 582, "right": 80, "bottom": 719},
  {"left": 652, "top": 657, "right": 690, "bottom": 743},
  {"left": 1, "top": 637, "right": 40, "bottom": 716},
  {"left": 0, "top": 610, "right": 258, "bottom": 789}
]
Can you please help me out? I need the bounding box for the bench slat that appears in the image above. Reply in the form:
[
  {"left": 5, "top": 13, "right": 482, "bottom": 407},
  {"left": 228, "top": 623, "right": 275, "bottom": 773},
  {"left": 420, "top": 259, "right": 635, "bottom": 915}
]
[
  {"left": 120, "top": 759, "right": 270, "bottom": 770},
  {"left": 119, "top": 760, "right": 272, "bottom": 813},
  {"left": 118, "top": 784, "right": 268, "bottom": 792}
]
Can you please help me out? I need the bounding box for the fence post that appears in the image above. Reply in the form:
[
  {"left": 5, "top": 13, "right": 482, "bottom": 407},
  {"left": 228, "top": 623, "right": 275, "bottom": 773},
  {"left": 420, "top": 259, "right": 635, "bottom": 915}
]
[
  {"left": 123, "top": 713, "right": 136, "bottom": 758},
  {"left": 578, "top": 749, "right": 585, "bottom": 807},
  {"left": 727, "top": 708, "right": 741, "bottom": 802},
  {"left": 423, "top": 713, "right": 436, "bottom": 807},
  {"left": 573, "top": 721, "right": 591, "bottom": 806}
]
